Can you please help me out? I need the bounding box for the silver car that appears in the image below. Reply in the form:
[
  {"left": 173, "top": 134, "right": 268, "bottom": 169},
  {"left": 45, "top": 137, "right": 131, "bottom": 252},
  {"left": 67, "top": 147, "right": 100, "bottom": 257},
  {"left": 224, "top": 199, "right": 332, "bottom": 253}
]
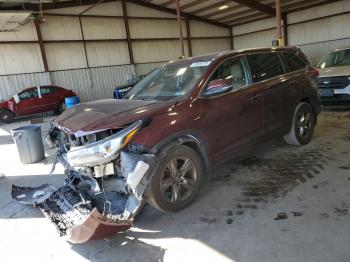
[{"left": 317, "top": 48, "right": 350, "bottom": 105}]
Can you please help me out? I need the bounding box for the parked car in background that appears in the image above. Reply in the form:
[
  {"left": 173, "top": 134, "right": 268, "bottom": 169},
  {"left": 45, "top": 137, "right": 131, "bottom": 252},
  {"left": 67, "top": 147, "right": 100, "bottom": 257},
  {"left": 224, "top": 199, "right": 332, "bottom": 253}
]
[
  {"left": 317, "top": 48, "right": 350, "bottom": 105},
  {"left": 24, "top": 46, "right": 321, "bottom": 243},
  {"left": 0, "top": 85, "right": 76, "bottom": 123},
  {"left": 113, "top": 75, "right": 145, "bottom": 99}
]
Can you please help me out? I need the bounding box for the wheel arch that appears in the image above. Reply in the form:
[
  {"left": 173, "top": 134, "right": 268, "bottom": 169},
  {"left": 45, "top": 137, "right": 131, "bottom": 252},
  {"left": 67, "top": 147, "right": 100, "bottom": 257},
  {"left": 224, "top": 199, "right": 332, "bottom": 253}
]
[{"left": 150, "top": 131, "right": 210, "bottom": 174}]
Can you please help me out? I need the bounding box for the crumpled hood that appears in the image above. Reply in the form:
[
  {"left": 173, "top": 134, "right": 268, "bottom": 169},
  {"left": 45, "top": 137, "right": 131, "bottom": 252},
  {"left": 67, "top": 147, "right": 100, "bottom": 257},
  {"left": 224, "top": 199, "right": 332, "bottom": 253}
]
[
  {"left": 54, "top": 99, "right": 176, "bottom": 134},
  {"left": 319, "top": 66, "right": 350, "bottom": 77}
]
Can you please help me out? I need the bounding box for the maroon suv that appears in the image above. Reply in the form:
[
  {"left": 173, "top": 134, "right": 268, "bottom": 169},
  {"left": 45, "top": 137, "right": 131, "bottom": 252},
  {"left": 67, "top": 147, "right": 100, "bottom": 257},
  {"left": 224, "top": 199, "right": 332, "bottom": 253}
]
[{"left": 13, "top": 47, "right": 320, "bottom": 242}]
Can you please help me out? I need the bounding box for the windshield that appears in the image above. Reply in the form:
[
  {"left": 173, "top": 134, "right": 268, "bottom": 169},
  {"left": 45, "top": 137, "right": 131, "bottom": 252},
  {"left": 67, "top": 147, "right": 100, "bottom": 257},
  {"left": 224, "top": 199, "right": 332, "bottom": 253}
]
[
  {"left": 125, "top": 60, "right": 211, "bottom": 101},
  {"left": 318, "top": 49, "right": 350, "bottom": 68}
]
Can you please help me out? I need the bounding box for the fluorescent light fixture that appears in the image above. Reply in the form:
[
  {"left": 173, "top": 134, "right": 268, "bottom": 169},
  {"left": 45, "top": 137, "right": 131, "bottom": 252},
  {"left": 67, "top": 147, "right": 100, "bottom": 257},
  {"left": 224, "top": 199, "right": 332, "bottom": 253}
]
[{"left": 218, "top": 5, "right": 229, "bottom": 10}]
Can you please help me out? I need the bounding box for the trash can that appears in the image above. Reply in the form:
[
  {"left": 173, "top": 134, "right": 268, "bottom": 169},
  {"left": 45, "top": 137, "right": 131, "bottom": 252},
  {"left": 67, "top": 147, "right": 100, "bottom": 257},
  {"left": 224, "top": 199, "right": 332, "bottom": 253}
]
[
  {"left": 65, "top": 96, "right": 80, "bottom": 109},
  {"left": 11, "top": 125, "right": 45, "bottom": 164}
]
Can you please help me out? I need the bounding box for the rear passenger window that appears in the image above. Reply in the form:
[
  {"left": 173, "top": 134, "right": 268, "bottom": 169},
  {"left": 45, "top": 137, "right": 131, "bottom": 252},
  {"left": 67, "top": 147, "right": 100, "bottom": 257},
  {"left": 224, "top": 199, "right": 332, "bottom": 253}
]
[
  {"left": 282, "top": 52, "right": 308, "bottom": 72},
  {"left": 41, "top": 86, "right": 56, "bottom": 95},
  {"left": 247, "top": 53, "right": 284, "bottom": 82}
]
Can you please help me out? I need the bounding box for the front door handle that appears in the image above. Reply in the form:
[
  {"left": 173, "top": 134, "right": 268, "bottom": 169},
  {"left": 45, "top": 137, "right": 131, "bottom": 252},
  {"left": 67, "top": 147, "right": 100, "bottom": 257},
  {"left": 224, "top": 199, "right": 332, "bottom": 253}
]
[{"left": 249, "top": 93, "right": 262, "bottom": 102}]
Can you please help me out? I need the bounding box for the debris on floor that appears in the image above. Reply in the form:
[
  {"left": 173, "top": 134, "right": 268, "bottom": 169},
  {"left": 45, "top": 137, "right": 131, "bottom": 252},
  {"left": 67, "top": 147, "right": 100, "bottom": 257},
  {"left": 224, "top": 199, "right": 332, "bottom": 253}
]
[{"left": 274, "top": 213, "right": 288, "bottom": 220}]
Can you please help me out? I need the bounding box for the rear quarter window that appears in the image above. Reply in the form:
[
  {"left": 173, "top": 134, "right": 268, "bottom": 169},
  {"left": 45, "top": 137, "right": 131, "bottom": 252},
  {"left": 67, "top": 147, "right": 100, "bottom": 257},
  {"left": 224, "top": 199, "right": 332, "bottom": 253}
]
[
  {"left": 282, "top": 52, "right": 308, "bottom": 72},
  {"left": 246, "top": 52, "right": 284, "bottom": 83}
]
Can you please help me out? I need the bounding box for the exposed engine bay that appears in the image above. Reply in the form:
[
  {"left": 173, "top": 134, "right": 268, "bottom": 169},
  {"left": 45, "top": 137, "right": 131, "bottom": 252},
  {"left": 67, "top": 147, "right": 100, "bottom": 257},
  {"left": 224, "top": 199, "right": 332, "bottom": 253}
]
[{"left": 12, "top": 120, "right": 155, "bottom": 243}]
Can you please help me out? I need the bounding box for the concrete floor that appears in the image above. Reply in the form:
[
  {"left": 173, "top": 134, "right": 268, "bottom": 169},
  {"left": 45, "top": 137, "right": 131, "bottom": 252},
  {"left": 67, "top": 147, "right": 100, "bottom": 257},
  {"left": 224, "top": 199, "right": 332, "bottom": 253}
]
[{"left": 0, "top": 110, "right": 349, "bottom": 262}]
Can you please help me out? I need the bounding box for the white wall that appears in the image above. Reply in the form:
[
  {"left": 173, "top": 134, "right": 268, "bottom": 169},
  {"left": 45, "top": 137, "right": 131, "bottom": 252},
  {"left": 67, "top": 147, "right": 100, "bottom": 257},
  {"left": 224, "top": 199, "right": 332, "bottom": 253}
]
[{"left": 232, "top": 0, "right": 350, "bottom": 63}]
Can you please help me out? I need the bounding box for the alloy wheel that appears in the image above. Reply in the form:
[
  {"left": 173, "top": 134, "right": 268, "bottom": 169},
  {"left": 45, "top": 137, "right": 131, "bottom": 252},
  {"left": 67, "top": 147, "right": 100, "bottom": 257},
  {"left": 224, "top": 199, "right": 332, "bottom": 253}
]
[{"left": 160, "top": 157, "right": 198, "bottom": 204}]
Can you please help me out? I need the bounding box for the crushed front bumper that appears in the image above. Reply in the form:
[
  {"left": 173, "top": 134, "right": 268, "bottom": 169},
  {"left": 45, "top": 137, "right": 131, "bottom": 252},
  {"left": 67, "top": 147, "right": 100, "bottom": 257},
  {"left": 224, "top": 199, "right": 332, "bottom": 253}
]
[{"left": 12, "top": 150, "right": 155, "bottom": 243}]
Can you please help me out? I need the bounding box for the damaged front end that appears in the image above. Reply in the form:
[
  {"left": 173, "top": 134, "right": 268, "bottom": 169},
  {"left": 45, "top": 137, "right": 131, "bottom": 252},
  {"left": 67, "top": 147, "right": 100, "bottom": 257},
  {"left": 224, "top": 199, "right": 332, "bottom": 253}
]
[{"left": 12, "top": 120, "right": 155, "bottom": 243}]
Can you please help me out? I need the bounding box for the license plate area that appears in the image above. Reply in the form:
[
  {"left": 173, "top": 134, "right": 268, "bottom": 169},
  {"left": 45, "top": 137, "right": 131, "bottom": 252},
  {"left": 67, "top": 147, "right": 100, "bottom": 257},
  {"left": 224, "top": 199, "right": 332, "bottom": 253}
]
[{"left": 320, "top": 89, "right": 334, "bottom": 97}]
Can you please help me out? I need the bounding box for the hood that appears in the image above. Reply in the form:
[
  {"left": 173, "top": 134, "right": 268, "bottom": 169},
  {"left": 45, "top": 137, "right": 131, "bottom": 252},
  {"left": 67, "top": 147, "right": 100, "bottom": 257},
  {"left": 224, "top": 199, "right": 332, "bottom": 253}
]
[
  {"left": 54, "top": 99, "right": 176, "bottom": 134},
  {"left": 319, "top": 66, "right": 350, "bottom": 77}
]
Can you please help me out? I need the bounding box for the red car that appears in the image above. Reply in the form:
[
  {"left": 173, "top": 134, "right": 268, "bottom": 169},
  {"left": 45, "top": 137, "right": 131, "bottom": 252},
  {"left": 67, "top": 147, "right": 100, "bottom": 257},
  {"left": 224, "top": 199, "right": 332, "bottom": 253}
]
[{"left": 0, "top": 85, "right": 76, "bottom": 123}]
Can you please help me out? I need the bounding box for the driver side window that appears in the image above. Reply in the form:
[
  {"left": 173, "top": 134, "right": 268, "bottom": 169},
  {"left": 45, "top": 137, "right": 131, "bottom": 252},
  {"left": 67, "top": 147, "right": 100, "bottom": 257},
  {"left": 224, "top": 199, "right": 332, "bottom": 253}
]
[
  {"left": 18, "top": 89, "right": 38, "bottom": 101},
  {"left": 207, "top": 58, "right": 248, "bottom": 94}
]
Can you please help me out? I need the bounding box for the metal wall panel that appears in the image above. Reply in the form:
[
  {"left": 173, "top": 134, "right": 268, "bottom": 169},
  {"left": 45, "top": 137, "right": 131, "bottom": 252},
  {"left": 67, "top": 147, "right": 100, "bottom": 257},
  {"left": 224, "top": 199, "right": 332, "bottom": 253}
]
[
  {"left": 50, "top": 68, "right": 94, "bottom": 102},
  {"left": 288, "top": 14, "right": 350, "bottom": 46},
  {"left": 40, "top": 16, "right": 82, "bottom": 40},
  {"left": 0, "top": 44, "right": 44, "bottom": 75},
  {"left": 86, "top": 42, "right": 130, "bottom": 67},
  {"left": 233, "top": 17, "right": 275, "bottom": 36},
  {"left": 0, "top": 21, "right": 37, "bottom": 41},
  {"left": 45, "top": 5, "right": 92, "bottom": 15},
  {"left": 50, "top": 65, "right": 135, "bottom": 102},
  {"left": 129, "top": 19, "right": 187, "bottom": 39},
  {"left": 288, "top": 0, "right": 350, "bottom": 24},
  {"left": 84, "top": 1, "right": 124, "bottom": 16},
  {"left": 89, "top": 65, "right": 135, "bottom": 100},
  {"left": 135, "top": 62, "right": 166, "bottom": 76},
  {"left": 45, "top": 43, "right": 87, "bottom": 71},
  {"left": 192, "top": 39, "right": 231, "bottom": 56},
  {"left": 81, "top": 17, "right": 126, "bottom": 40},
  {"left": 234, "top": 29, "right": 275, "bottom": 50},
  {"left": 0, "top": 72, "right": 50, "bottom": 100},
  {"left": 298, "top": 38, "right": 350, "bottom": 64},
  {"left": 190, "top": 20, "right": 229, "bottom": 37},
  {"left": 132, "top": 40, "right": 189, "bottom": 63},
  {"left": 126, "top": 2, "right": 176, "bottom": 18}
]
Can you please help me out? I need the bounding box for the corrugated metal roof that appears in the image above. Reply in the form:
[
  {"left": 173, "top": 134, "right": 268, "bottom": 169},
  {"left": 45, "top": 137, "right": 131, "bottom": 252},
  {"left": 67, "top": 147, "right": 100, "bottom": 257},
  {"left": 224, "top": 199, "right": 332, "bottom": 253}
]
[{"left": 0, "top": 0, "right": 341, "bottom": 26}]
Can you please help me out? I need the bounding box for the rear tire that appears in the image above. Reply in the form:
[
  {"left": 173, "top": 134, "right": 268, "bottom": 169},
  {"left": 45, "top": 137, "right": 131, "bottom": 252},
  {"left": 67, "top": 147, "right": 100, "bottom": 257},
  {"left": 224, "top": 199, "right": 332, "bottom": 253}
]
[
  {"left": 147, "top": 145, "right": 203, "bottom": 212},
  {"left": 0, "top": 109, "right": 14, "bottom": 123},
  {"left": 284, "top": 102, "right": 315, "bottom": 146}
]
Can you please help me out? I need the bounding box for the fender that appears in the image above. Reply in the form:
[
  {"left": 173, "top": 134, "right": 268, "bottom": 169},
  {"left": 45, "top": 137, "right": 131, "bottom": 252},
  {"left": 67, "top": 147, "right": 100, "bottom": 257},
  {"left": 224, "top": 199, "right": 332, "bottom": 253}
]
[{"left": 150, "top": 130, "right": 210, "bottom": 173}]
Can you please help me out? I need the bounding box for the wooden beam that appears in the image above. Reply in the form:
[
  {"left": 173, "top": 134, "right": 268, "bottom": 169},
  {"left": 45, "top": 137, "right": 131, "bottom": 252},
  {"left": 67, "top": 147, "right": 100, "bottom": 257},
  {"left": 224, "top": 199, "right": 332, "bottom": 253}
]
[
  {"left": 191, "top": 0, "right": 233, "bottom": 15},
  {"left": 229, "top": 27, "right": 234, "bottom": 50},
  {"left": 181, "top": 0, "right": 208, "bottom": 10},
  {"left": 284, "top": 0, "right": 341, "bottom": 13},
  {"left": 206, "top": 4, "right": 245, "bottom": 18},
  {"left": 225, "top": 12, "right": 264, "bottom": 25},
  {"left": 127, "top": 0, "right": 230, "bottom": 28},
  {"left": 34, "top": 18, "right": 49, "bottom": 72},
  {"left": 121, "top": 0, "right": 134, "bottom": 64},
  {"left": 283, "top": 15, "right": 288, "bottom": 46},
  {"left": 217, "top": 9, "right": 258, "bottom": 22},
  {"left": 185, "top": 19, "right": 192, "bottom": 56},
  {"left": 231, "top": 0, "right": 276, "bottom": 16},
  {"left": 229, "top": 14, "right": 270, "bottom": 26},
  {"left": 161, "top": 0, "right": 175, "bottom": 7},
  {"left": 175, "top": 0, "right": 185, "bottom": 57},
  {"left": 78, "top": 16, "right": 90, "bottom": 68}
]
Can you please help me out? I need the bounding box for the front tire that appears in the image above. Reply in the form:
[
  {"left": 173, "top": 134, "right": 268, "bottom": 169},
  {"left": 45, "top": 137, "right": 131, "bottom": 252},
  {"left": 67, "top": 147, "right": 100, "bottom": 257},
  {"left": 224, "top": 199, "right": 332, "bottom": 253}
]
[
  {"left": 0, "top": 109, "right": 14, "bottom": 123},
  {"left": 284, "top": 102, "right": 315, "bottom": 146},
  {"left": 147, "top": 145, "right": 203, "bottom": 212}
]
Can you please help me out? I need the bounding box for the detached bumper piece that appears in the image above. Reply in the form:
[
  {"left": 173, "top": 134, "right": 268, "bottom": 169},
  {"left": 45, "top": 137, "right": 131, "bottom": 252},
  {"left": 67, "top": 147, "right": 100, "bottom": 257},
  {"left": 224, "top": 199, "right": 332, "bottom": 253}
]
[{"left": 12, "top": 183, "right": 132, "bottom": 243}]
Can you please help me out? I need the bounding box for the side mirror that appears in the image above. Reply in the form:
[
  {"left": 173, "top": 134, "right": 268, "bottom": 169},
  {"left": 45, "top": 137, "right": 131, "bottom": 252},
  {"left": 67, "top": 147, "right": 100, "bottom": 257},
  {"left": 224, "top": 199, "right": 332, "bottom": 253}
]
[{"left": 204, "top": 79, "right": 232, "bottom": 96}]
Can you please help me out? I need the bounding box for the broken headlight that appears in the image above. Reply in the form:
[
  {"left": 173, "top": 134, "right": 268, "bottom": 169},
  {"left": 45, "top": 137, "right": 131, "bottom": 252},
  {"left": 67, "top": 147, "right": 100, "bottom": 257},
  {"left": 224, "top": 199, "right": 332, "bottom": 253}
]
[{"left": 67, "top": 120, "right": 142, "bottom": 167}]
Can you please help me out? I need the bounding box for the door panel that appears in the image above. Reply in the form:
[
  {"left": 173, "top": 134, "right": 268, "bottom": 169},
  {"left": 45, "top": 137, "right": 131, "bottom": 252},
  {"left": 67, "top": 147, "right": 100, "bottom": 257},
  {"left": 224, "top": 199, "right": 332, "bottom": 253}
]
[
  {"left": 246, "top": 52, "right": 291, "bottom": 136},
  {"left": 15, "top": 88, "right": 41, "bottom": 115},
  {"left": 39, "top": 86, "right": 60, "bottom": 111},
  {"left": 201, "top": 57, "right": 264, "bottom": 163}
]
